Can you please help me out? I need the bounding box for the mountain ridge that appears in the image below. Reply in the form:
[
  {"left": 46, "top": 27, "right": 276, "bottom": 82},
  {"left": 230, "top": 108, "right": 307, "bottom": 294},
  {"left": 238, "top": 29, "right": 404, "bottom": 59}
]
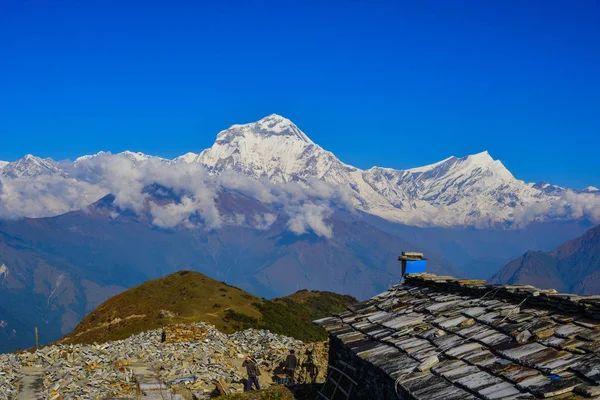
[
  {"left": 1, "top": 114, "right": 598, "bottom": 228},
  {"left": 492, "top": 224, "right": 600, "bottom": 294}
]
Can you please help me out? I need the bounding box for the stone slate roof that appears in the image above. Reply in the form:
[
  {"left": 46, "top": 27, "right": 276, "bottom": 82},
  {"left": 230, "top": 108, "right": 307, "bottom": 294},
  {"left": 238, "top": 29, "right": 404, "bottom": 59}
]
[{"left": 315, "top": 274, "right": 600, "bottom": 399}]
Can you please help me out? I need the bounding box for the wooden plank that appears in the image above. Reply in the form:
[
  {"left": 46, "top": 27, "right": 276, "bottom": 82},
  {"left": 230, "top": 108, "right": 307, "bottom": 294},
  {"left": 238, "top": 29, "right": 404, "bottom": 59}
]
[{"left": 327, "top": 365, "right": 359, "bottom": 386}]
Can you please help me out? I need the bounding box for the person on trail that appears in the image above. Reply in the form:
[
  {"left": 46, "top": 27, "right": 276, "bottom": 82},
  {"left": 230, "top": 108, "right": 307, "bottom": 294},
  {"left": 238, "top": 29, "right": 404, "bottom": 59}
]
[
  {"left": 305, "top": 349, "right": 318, "bottom": 383},
  {"left": 282, "top": 349, "right": 298, "bottom": 383},
  {"left": 242, "top": 355, "right": 261, "bottom": 392}
]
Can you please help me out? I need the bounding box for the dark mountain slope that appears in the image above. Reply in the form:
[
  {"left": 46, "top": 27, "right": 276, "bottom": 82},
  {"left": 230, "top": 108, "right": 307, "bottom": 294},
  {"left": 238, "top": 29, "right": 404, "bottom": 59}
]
[
  {"left": 363, "top": 212, "right": 594, "bottom": 280},
  {"left": 492, "top": 224, "right": 600, "bottom": 294},
  {"left": 0, "top": 190, "right": 453, "bottom": 353}
]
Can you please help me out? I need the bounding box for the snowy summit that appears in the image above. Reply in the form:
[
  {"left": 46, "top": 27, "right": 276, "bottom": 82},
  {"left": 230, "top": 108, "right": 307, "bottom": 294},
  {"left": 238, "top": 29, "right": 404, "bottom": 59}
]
[{"left": 0, "top": 114, "right": 598, "bottom": 227}]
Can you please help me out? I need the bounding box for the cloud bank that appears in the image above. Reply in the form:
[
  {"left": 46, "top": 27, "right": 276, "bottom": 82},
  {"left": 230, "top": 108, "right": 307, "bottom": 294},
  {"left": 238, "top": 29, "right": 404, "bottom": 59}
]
[
  {"left": 512, "top": 190, "right": 600, "bottom": 227},
  {"left": 1, "top": 152, "right": 599, "bottom": 235},
  {"left": 0, "top": 153, "right": 349, "bottom": 238}
]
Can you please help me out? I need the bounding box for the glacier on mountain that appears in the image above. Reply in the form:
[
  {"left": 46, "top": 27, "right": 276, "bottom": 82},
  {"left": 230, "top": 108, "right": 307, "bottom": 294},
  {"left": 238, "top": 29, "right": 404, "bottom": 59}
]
[
  {"left": 0, "top": 114, "right": 598, "bottom": 229},
  {"left": 0, "top": 154, "right": 64, "bottom": 178}
]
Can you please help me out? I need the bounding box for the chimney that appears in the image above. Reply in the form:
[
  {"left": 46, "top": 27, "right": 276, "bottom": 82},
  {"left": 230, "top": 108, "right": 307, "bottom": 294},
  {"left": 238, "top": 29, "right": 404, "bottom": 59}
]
[{"left": 398, "top": 251, "right": 427, "bottom": 276}]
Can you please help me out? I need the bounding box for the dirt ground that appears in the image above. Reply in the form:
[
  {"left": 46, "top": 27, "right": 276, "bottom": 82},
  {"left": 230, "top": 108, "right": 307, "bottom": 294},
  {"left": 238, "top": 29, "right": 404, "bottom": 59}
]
[{"left": 170, "top": 354, "right": 324, "bottom": 399}]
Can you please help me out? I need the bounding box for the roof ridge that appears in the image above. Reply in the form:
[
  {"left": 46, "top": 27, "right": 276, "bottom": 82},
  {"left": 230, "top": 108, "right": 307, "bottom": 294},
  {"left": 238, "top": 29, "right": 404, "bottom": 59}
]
[{"left": 404, "top": 273, "right": 600, "bottom": 321}]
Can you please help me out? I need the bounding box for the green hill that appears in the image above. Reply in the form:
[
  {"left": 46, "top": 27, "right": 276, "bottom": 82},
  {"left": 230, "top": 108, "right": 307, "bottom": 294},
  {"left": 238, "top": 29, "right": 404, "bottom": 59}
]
[{"left": 59, "top": 270, "right": 356, "bottom": 345}]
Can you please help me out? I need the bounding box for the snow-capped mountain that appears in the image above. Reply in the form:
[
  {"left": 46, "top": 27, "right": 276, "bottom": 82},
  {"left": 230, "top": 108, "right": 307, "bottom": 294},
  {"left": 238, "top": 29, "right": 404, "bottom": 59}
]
[
  {"left": 0, "top": 160, "right": 8, "bottom": 169},
  {"left": 0, "top": 154, "right": 64, "bottom": 178},
  {"left": 74, "top": 151, "right": 108, "bottom": 164},
  {"left": 190, "top": 114, "right": 358, "bottom": 186},
  {"left": 173, "top": 152, "right": 198, "bottom": 164},
  {"left": 1, "top": 114, "right": 598, "bottom": 227},
  {"left": 530, "top": 182, "right": 566, "bottom": 195},
  {"left": 75, "top": 150, "right": 167, "bottom": 166},
  {"left": 176, "top": 114, "right": 592, "bottom": 227},
  {"left": 360, "top": 152, "right": 549, "bottom": 225}
]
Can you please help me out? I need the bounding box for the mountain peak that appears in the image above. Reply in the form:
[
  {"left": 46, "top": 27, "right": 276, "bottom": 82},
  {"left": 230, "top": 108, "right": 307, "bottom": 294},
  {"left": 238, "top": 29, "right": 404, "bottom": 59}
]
[
  {"left": 256, "top": 113, "right": 295, "bottom": 128},
  {"left": 259, "top": 113, "right": 290, "bottom": 123},
  {"left": 405, "top": 151, "right": 496, "bottom": 174},
  {"left": 120, "top": 151, "right": 151, "bottom": 161},
  {"left": 216, "top": 114, "right": 313, "bottom": 144},
  {"left": 0, "top": 154, "right": 63, "bottom": 178},
  {"left": 20, "top": 154, "right": 53, "bottom": 163},
  {"left": 459, "top": 151, "right": 513, "bottom": 180},
  {"left": 461, "top": 151, "right": 495, "bottom": 166},
  {"left": 466, "top": 150, "right": 491, "bottom": 160},
  {"left": 174, "top": 152, "right": 198, "bottom": 164},
  {"left": 75, "top": 151, "right": 107, "bottom": 163}
]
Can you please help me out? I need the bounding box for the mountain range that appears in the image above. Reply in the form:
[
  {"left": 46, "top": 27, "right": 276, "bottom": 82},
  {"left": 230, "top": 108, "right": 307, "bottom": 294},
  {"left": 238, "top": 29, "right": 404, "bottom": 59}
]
[
  {"left": 1, "top": 114, "right": 599, "bottom": 353},
  {"left": 2, "top": 114, "right": 599, "bottom": 227},
  {"left": 492, "top": 223, "right": 600, "bottom": 294}
]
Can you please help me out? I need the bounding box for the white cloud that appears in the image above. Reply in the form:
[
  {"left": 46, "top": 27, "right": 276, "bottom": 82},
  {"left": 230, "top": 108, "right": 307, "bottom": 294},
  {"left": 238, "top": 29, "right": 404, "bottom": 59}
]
[
  {"left": 564, "top": 191, "right": 600, "bottom": 222},
  {"left": 287, "top": 203, "right": 334, "bottom": 239},
  {"left": 149, "top": 196, "right": 199, "bottom": 229},
  {"left": 2, "top": 152, "right": 599, "bottom": 236},
  {"left": 0, "top": 175, "right": 107, "bottom": 219},
  {"left": 0, "top": 153, "right": 346, "bottom": 238},
  {"left": 254, "top": 213, "right": 277, "bottom": 230},
  {"left": 511, "top": 190, "right": 600, "bottom": 227}
]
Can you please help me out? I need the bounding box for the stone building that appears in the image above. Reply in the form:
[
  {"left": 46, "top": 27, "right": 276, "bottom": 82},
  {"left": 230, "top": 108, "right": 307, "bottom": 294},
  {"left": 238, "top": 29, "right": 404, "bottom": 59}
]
[{"left": 315, "top": 274, "right": 600, "bottom": 399}]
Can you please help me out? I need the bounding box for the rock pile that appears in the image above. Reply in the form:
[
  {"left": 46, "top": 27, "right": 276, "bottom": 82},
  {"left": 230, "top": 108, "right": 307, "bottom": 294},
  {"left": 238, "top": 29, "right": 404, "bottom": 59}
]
[
  {"left": 0, "top": 353, "right": 20, "bottom": 399},
  {"left": 0, "top": 323, "right": 327, "bottom": 399},
  {"left": 163, "top": 324, "right": 208, "bottom": 343}
]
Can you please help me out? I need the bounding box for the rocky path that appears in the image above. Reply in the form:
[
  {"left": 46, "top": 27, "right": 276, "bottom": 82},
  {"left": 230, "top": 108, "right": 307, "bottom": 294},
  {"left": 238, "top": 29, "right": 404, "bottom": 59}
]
[
  {"left": 18, "top": 366, "right": 46, "bottom": 400},
  {"left": 129, "top": 361, "right": 183, "bottom": 400}
]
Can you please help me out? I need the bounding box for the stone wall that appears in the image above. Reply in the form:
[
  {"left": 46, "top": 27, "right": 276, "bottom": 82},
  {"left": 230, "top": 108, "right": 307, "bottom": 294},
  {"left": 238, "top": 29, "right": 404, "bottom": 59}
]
[
  {"left": 293, "top": 342, "right": 330, "bottom": 384},
  {"left": 327, "top": 336, "right": 404, "bottom": 400}
]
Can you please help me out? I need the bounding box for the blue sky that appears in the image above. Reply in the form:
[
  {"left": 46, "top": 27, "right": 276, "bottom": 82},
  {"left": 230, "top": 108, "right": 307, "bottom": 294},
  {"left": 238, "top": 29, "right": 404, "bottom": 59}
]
[{"left": 1, "top": 0, "right": 599, "bottom": 188}]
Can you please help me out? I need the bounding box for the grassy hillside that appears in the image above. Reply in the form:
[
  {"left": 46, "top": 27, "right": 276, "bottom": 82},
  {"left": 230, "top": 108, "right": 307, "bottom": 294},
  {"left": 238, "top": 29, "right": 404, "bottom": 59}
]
[{"left": 59, "top": 271, "right": 356, "bottom": 345}]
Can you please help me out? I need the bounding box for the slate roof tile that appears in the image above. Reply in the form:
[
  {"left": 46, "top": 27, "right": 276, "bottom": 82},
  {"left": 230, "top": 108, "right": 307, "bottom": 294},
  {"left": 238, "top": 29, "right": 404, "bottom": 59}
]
[
  {"left": 497, "top": 364, "right": 540, "bottom": 384},
  {"left": 478, "top": 380, "right": 525, "bottom": 400},
  {"left": 445, "top": 342, "right": 483, "bottom": 359},
  {"left": 454, "top": 370, "right": 506, "bottom": 394},
  {"left": 570, "top": 354, "right": 600, "bottom": 384},
  {"left": 315, "top": 273, "right": 600, "bottom": 399},
  {"left": 464, "top": 350, "right": 504, "bottom": 368},
  {"left": 440, "top": 364, "right": 481, "bottom": 381},
  {"left": 555, "top": 324, "right": 585, "bottom": 338},
  {"left": 577, "top": 341, "right": 600, "bottom": 354}
]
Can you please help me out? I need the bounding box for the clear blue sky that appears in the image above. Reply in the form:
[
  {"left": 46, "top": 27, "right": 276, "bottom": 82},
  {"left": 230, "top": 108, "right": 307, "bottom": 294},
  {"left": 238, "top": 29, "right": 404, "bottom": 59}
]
[{"left": 1, "top": 0, "right": 599, "bottom": 188}]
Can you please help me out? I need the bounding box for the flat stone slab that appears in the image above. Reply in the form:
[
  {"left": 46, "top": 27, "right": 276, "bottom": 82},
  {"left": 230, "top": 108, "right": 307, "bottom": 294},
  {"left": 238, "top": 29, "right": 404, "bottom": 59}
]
[
  {"left": 142, "top": 390, "right": 184, "bottom": 400},
  {"left": 127, "top": 361, "right": 172, "bottom": 397},
  {"left": 129, "top": 362, "right": 156, "bottom": 376},
  {"left": 138, "top": 377, "right": 168, "bottom": 391},
  {"left": 18, "top": 367, "right": 46, "bottom": 400}
]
